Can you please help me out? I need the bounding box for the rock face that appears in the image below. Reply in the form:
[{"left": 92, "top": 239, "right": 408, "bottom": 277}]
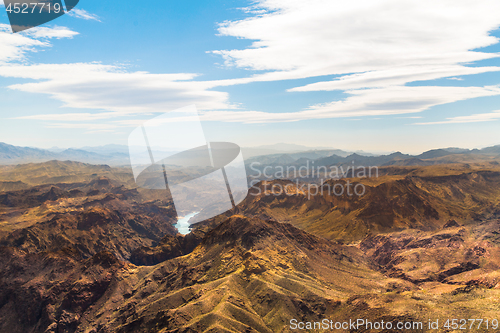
[
  {"left": 3, "top": 213, "right": 500, "bottom": 333},
  {"left": 0, "top": 171, "right": 178, "bottom": 261},
  {"left": 234, "top": 170, "right": 500, "bottom": 242},
  {"left": 443, "top": 219, "right": 460, "bottom": 228},
  {"left": 359, "top": 220, "right": 500, "bottom": 287},
  {"left": 0, "top": 215, "right": 385, "bottom": 333},
  {"left": 130, "top": 230, "right": 205, "bottom": 266},
  {"left": 0, "top": 247, "right": 126, "bottom": 333}
]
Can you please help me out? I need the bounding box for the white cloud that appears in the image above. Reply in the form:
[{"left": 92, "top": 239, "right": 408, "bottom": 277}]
[
  {"left": 288, "top": 66, "right": 500, "bottom": 92},
  {"left": 0, "top": 63, "right": 234, "bottom": 114},
  {"left": 0, "top": 24, "right": 77, "bottom": 63},
  {"left": 415, "top": 110, "right": 500, "bottom": 125},
  {"left": 303, "top": 85, "right": 500, "bottom": 118},
  {"left": 67, "top": 9, "right": 101, "bottom": 22},
  {"left": 7, "top": 70, "right": 500, "bottom": 126},
  {"left": 214, "top": 0, "right": 500, "bottom": 87},
  {"left": 14, "top": 112, "right": 118, "bottom": 121},
  {"left": 0, "top": 24, "right": 47, "bottom": 63},
  {"left": 205, "top": 0, "right": 500, "bottom": 122},
  {"left": 194, "top": 85, "right": 500, "bottom": 123},
  {"left": 45, "top": 122, "right": 119, "bottom": 134},
  {"left": 46, "top": 122, "right": 118, "bottom": 130},
  {"left": 25, "top": 26, "right": 79, "bottom": 39}
]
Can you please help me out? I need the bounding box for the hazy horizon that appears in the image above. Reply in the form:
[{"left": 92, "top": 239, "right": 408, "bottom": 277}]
[{"left": 2, "top": 140, "right": 500, "bottom": 157}]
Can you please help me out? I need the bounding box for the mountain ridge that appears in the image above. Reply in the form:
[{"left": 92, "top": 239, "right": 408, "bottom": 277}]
[{"left": 4, "top": 141, "right": 500, "bottom": 166}]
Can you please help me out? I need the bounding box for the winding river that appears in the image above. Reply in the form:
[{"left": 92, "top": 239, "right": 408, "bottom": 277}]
[{"left": 174, "top": 212, "right": 199, "bottom": 235}]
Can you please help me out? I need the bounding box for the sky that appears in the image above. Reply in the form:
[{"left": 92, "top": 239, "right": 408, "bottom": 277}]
[{"left": 0, "top": 0, "right": 500, "bottom": 154}]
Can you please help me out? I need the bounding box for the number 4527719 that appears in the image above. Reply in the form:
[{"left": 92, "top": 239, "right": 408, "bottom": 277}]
[{"left": 5, "top": 3, "right": 62, "bottom": 14}]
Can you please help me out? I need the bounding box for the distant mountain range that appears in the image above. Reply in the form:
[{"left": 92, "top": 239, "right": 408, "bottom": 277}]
[
  {"left": 242, "top": 143, "right": 377, "bottom": 158},
  {"left": 0, "top": 143, "right": 130, "bottom": 165},
  {"left": 1, "top": 142, "right": 500, "bottom": 167},
  {"left": 245, "top": 145, "right": 500, "bottom": 173},
  {"left": 0, "top": 142, "right": 359, "bottom": 165},
  {"left": 0, "top": 143, "right": 180, "bottom": 166}
]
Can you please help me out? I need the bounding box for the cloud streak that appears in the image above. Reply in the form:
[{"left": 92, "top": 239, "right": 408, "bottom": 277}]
[
  {"left": 67, "top": 9, "right": 101, "bottom": 22},
  {"left": 214, "top": 0, "right": 500, "bottom": 88},
  {"left": 0, "top": 63, "right": 235, "bottom": 114},
  {"left": 415, "top": 110, "right": 500, "bottom": 125},
  {"left": 25, "top": 26, "right": 79, "bottom": 39},
  {"left": 0, "top": 24, "right": 78, "bottom": 63},
  {"left": 288, "top": 66, "right": 500, "bottom": 92},
  {"left": 193, "top": 85, "right": 500, "bottom": 123}
]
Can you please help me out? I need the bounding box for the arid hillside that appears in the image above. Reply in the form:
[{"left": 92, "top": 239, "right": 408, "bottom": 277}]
[
  {"left": 1, "top": 161, "right": 500, "bottom": 332},
  {"left": 234, "top": 163, "right": 500, "bottom": 242}
]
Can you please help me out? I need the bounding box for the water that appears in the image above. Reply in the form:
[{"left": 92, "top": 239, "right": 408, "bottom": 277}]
[{"left": 174, "top": 212, "right": 199, "bottom": 235}]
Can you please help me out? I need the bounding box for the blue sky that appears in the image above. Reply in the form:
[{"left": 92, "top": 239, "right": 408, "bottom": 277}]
[{"left": 1, "top": 0, "right": 500, "bottom": 154}]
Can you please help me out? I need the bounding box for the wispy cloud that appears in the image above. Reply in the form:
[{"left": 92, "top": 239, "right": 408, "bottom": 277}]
[
  {"left": 303, "top": 86, "right": 500, "bottom": 119},
  {"left": 0, "top": 63, "right": 235, "bottom": 114},
  {"left": 24, "top": 26, "right": 79, "bottom": 39},
  {"left": 193, "top": 85, "right": 500, "bottom": 123},
  {"left": 67, "top": 9, "right": 101, "bottom": 22},
  {"left": 0, "top": 24, "right": 77, "bottom": 63},
  {"left": 288, "top": 66, "right": 500, "bottom": 92},
  {"left": 214, "top": 0, "right": 500, "bottom": 87},
  {"left": 14, "top": 112, "right": 118, "bottom": 121},
  {"left": 45, "top": 122, "right": 119, "bottom": 134},
  {"left": 206, "top": 0, "right": 500, "bottom": 122},
  {"left": 415, "top": 110, "right": 500, "bottom": 125}
]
